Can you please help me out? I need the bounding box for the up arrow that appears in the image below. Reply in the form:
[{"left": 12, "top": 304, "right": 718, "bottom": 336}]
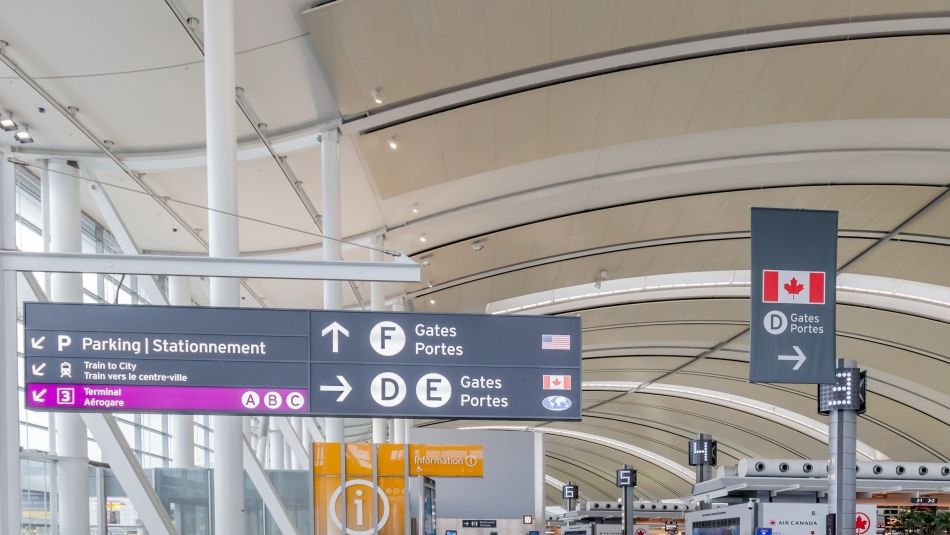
[
  {"left": 31, "top": 388, "right": 47, "bottom": 403},
  {"left": 31, "top": 362, "right": 47, "bottom": 376},
  {"left": 321, "top": 321, "right": 349, "bottom": 353},
  {"left": 30, "top": 336, "right": 46, "bottom": 350},
  {"left": 320, "top": 375, "right": 352, "bottom": 402},
  {"left": 778, "top": 345, "right": 807, "bottom": 371}
]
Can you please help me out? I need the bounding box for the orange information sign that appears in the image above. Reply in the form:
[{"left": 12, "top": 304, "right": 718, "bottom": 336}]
[
  {"left": 313, "top": 443, "right": 483, "bottom": 535},
  {"left": 409, "top": 444, "right": 483, "bottom": 477}
]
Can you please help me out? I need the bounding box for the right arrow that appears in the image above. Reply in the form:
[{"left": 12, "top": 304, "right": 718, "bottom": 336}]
[
  {"left": 31, "top": 389, "right": 47, "bottom": 403},
  {"left": 778, "top": 345, "right": 806, "bottom": 371},
  {"left": 30, "top": 336, "right": 46, "bottom": 350},
  {"left": 319, "top": 375, "right": 352, "bottom": 402},
  {"left": 31, "top": 362, "right": 47, "bottom": 376}
]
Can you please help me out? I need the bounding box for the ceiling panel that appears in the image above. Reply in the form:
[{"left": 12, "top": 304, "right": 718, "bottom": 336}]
[{"left": 304, "top": 1, "right": 950, "bottom": 114}]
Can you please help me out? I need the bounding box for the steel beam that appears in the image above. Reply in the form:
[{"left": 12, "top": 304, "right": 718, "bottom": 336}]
[
  {"left": 273, "top": 416, "right": 309, "bottom": 469},
  {"left": 83, "top": 414, "right": 177, "bottom": 535},
  {"left": 0, "top": 150, "right": 20, "bottom": 535},
  {"left": 243, "top": 438, "right": 301, "bottom": 535},
  {"left": 0, "top": 250, "right": 420, "bottom": 281}
]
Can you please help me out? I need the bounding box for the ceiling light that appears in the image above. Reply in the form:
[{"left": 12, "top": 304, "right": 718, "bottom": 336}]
[
  {"left": 410, "top": 203, "right": 419, "bottom": 214},
  {"left": 419, "top": 234, "right": 427, "bottom": 243},
  {"left": 14, "top": 125, "right": 33, "bottom": 144},
  {"left": 471, "top": 240, "right": 485, "bottom": 252},
  {"left": 428, "top": 298, "right": 436, "bottom": 305},
  {"left": 419, "top": 254, "right": 432, "bottom": 267},
  {"left": 387, "top": 136, "right": 398, "bottom": 150},
  {"left": 0, "top": 111, "right": 16, "bottom": 132},
  {"left": 371, "top": 88, "right": 383, "bottom": 105}
]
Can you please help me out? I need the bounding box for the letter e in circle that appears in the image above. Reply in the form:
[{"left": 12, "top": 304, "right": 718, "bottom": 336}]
[
  {"left": 371, "top": 372, "right": 406, "bottom": 407},
  {"left": 370, "top": 321, "right": 406, "bottom": 356},
  {"left": 764, "top": 310, "right": 788, "bottom": 335},
  {"left": 416, "top": 373, "right": 451, "bottom": 408}
]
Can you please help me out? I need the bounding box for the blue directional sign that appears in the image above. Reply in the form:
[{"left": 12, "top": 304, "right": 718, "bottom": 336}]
[
  {"left": 23, "top": 303, "right": 582, "bottom": 420},
  {"left": 750, "top": 208, "right": 838, "bottom": 384}
]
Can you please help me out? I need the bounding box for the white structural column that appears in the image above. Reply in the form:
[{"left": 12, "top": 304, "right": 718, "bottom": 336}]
[
  {"left": 268, "top": 427, "right": 285, "bottom": 470},
  {"left": 203, "top": 1, "right": 244, "bottom": 533},
  {"left": 321, "top": 128, "right": 344, "bottom": 444},
  {"left": 49, "top": 159, "right": 90, "bottom": 535},
  {"left": 1, "top": 153, "right": 20, "bottom": 535},
  {"left": 168, "top": 276, "right": 195, "bottom": 468},
  {"left": 391, "top": 299, "right": 405, "bottom": 442},
  {"left": 370, "top": 236, "right": 388, "bottom": 444}
]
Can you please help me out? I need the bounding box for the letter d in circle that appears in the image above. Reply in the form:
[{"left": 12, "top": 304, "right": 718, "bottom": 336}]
[
  {"left": 371, "top": 372, "right": 406, "bottom": 407},
  {"left": 764, "top": 310, "right": 788, "bottom": 335}
]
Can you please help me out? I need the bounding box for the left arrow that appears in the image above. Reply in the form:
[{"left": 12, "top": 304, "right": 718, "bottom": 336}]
[
  {"left": 31, "top": 389, "right": 47, "bottom": 403},
  {"left": 30, "top": 336, "right": 46, "bottom": 350},
  {"left": 31, "top": 362, "right": 47, "bottom": 376},
  {"left": 319, "top": 375, "right": 352, "bottom": 402}
]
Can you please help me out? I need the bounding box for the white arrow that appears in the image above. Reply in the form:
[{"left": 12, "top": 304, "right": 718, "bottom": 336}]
[
  {"left": 778, "top": 345, "right": 807, "bottom": 371},
  {"left": 31, "top": 362, "right": 47, "bottom": 376},
  {"left": 30, "top": 336, "right": 46, "bottom": 350},
  {"left": 319, "top": 375, "right": 352, "bottom": 402},
  {"left": 320, "top": 321, "right": 349, "bottom": 353},
  {"left": 31, "top": 389, "right": 47, "bottom": 403}
]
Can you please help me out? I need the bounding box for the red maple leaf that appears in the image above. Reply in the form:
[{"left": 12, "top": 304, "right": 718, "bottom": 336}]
[
  {"left": 783, "top": 277, "right": 804, "bottom": 298},
  {"left": 855, "top": 514, "right": 870, "bottom": 533}
]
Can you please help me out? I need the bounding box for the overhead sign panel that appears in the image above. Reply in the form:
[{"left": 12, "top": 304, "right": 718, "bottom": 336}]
[
  {"left": 24, "top": 303, "right": 581, "bottom": 420},
  {"left": 749, "top": 208, "right": 837, "bottom": 384}
]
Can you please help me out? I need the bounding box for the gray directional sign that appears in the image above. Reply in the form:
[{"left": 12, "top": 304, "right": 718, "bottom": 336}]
[
  {"left": 749, "top": 208, "right": 837, "bottom": 384},
  {"left": 23, "top": 303, "right": 581, "bottom": 420}
]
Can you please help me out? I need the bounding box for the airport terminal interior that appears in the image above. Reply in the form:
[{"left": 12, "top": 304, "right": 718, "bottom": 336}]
[{"left": 1, "top": 1, "right": 949, "bottom": 535}]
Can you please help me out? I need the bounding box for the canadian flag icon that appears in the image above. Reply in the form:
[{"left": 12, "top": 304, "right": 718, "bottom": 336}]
[
  {"left": 543, "top": 375, "right": 572, "bottom": 390},
  {"left": 763, "top": 270, "right": 825, "bottom": 304}
]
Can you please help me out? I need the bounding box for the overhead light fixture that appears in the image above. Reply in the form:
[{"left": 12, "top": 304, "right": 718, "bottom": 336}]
[
  {"left": 371, "top": 87, "right": 383, "bottom": 105},
  {"left": 14, "top": 124, "right": 33, "bottom": 144},
  {"left": 387, "top": 136, "right": 398, "bottom": 150},
  {"left": 594, "top": 270, "right": 607, "bottom": 289},
  {"left": 471, "top": 239, "right": 485, "bottom": 252},
  {"left": 428, "top": 298, "right": 436, "bottom": 305},
  {"left": 410, "top": 203, "right": 419, "bottom": 214},
  {"left": 0, "top": 111, "right": 16, "bottom": 132},
  {"left": 419, "top": 254, "right": 432, "bottom": 267},
  {"left": 419, "top": 234, "right": 427, "bottom": 243},
  {"left": 426, "top": 280, "right": 434, "bottom": 289}
]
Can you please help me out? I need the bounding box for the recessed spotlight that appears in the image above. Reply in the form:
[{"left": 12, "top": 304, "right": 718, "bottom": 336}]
[
  {"left": 0, "top": 111, "right": 16, "bottom": 132},
  {"left": 471, "top": 239, "right": 485, "bottom": 252},
  {"left": 427, "top": 281, "right": 434, "bottom": 289},
  {"left": 387, "top": 136, "right": 398, "bottom": 150},
  {"left": 428, "top": 298, "right": 436, "bottom": 305},
  {"left": 371, "top": 88, "right": 383, "bottom": 105},
  {"left": 410, "top": 203, "right": 419, "bottom": 214},
  {"left": 14, "top": 125, "right": 34, "bottom": 144},
  {"left": 419, "top": 234, "right": 427, "bottom": 243},
  {"left": 419, "top": 254, "right": 432, "bottom": 267}
]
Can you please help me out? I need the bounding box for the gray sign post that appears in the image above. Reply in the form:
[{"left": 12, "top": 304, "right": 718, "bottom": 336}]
[
  {"left": 820, "top": 359, "right": 866, "bottom": 535},
  {"left": 750, "top": 208, "right": 838, "bottom": 384},
  {"left": 22, "top": 303, "right": 582, "bottom": 421},
  {"left": 616, "top": 466, "right": 636, "bottom": 535}
]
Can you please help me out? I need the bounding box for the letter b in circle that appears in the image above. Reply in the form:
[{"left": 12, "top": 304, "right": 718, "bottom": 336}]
[
  {"left": 764, "top": 310, "right": 788, "bottom": 335},
  {"left": 371, "top": 372, "right": 406, "bottom": 407},
  {"left": 370, "top": 321, "right": 406, "bottom": 356}
]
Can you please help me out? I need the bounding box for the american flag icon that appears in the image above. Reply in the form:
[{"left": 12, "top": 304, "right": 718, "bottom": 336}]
[{"left": 541, "top": 334, "right": 571, "bottom": 350}]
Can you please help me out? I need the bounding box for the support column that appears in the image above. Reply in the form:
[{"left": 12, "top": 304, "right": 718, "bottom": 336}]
[
  {"left": 267, "top": 428, "right": 284, "bottom": 470},
  {"left": 321, "top": 128, "right": 344, "bottom": 444},
  {"left": 49, "top": 159, "right": 90, "bottom": 535},
  {"left": 370, "top": 236, "right": 388, "bottom": 444},
  {"left": 391, "top": 298, "right": 405, "bottom": 443},
  {"left": 203, "top": 1, "right": 243, "bottom": 533},
  {"left": 168, "top": 276, "right": 195, "bottom": 468},
  {"left": 291, "top": 419, "right": 304, "bottom": 469},
  {"left": 829, "top": 358, "right": 857, "bottom": 535},
  {"left": 1, "top": 152, "right": 21, "bottom": 535}
]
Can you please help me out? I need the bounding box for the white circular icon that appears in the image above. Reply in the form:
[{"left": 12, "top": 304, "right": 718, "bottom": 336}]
[
  {"left": 263, "top": 391, "right": 283, "bottom": 409},
  {"left": 328, "top": 479, "right": 391, "bottom": 535},
  {"left": 415, "top": 373, "right": 452, "bottom": 408},
  {"left": 240, "top": 391, "right": 260, "bottom": 409},
  {"left": 371, "top": 372, "right": 406, "bottom": 407},
  {"left": 465, "top": 454, "right": 478, "bottom": 467},
  {"left": 286, "top": 391, "right": 305, "bottom": 410},
  {"left": 764, "top": 310, "right": 788, "bottom": 335},
  {"left": 369, "top": 321, "right": 405, "bottom": 356}
]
